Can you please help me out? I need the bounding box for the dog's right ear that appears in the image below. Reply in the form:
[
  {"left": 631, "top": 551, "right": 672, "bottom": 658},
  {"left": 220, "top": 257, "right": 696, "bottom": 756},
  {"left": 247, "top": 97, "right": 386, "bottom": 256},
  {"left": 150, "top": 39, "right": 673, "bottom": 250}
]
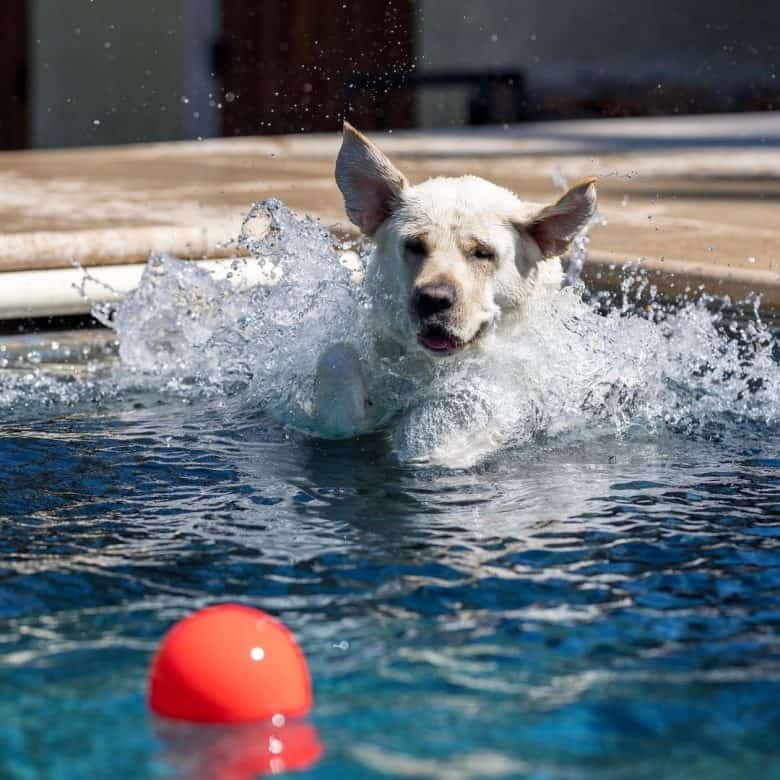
[
  {"left": 335, "top": 122, "right": 408, "bottom": 235},
  {"left": 525, "top": 179, "right": 598, "bottom": 258}
]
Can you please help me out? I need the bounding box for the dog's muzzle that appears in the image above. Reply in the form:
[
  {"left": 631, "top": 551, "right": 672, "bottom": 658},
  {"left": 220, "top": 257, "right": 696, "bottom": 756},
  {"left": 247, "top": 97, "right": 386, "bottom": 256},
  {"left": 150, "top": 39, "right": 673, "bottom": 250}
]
[{"left": 412, "top": 283, "right": 462, "bottom": 354}]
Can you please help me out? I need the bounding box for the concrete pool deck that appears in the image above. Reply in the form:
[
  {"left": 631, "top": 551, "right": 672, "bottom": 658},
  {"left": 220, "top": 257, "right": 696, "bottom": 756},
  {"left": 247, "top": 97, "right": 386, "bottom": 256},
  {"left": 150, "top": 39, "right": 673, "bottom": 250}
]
[{"left": 0, "top": 112, "right": 779, "bottom": 318}]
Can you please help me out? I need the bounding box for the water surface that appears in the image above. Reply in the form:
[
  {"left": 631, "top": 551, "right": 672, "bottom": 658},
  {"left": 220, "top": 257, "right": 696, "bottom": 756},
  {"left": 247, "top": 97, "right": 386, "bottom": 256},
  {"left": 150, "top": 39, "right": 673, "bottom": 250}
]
[{"left": 2, "top": 202, "right": 780, "bottom": 778}]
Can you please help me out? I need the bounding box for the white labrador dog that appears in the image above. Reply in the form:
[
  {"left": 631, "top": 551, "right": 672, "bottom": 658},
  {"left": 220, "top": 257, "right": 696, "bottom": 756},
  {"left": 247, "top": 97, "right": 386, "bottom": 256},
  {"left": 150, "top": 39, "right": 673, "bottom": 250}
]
[{"left": 314, "top": 123, "right": 597, "bottom": 462}]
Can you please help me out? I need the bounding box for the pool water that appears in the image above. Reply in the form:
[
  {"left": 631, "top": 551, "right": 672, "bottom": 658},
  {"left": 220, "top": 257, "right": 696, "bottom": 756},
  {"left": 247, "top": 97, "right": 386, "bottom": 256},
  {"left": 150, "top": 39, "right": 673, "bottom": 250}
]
[
  {"left": 2, "top": 203, "right": 780, "bottom": 778},
  {"left": 2, "top": 402, "right": 779, "bottom": 779}
]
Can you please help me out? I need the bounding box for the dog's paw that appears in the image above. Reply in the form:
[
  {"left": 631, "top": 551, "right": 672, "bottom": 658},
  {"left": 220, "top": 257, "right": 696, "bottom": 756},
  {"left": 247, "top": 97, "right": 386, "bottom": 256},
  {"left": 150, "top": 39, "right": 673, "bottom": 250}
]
[{"left": 314, "top": 343, "right": 368, "bottom": 438}]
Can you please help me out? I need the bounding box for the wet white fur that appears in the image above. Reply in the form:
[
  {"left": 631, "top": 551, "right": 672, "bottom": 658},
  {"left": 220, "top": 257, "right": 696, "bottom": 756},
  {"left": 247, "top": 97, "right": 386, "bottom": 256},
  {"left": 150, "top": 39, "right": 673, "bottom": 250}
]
[{"left": 316, "top": 124, "right": 597, "bottom": 463}]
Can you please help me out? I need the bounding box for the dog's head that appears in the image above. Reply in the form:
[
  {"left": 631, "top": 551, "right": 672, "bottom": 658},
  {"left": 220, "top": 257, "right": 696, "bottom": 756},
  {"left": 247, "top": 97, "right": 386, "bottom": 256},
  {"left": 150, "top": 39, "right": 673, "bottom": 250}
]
[{"left": 335, "top": 123, "right": 597, "bottom": 357}]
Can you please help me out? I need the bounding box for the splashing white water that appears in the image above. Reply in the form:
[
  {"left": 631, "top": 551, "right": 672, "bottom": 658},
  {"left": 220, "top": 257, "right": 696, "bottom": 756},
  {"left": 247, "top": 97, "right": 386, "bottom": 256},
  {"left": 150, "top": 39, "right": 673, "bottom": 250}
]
[
  {"left": 109, "top": 200, "right": 383, "bottom": 422},
  {"left": 98, "top": 198, "right": 779, "bottom": 465},
  {"left": 3, "top": 198, "right": 774, "bottom": 464}
]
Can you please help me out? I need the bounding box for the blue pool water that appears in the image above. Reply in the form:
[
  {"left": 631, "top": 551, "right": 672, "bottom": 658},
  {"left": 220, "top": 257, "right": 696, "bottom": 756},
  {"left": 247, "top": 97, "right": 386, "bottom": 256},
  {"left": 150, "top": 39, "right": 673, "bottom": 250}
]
[
  {"left": 2, "top": 385, "right": 779, "bottom": 779},
  {"left": 2, "top": 204, "right": 780, "bottom": 778}
]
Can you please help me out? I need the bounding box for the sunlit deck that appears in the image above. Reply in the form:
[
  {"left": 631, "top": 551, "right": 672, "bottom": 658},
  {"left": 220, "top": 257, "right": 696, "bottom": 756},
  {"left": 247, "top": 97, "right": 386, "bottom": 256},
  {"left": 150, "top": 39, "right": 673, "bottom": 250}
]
[{"left": 1, "top": 112, "right": 779, "bottom": 318}]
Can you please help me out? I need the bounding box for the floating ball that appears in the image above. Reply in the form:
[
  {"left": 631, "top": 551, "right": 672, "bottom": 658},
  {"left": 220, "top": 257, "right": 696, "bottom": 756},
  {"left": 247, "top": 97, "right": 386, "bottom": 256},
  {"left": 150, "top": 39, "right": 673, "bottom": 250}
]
[{"left": 148, "top": 604, "right": 312, "bottom": 723}]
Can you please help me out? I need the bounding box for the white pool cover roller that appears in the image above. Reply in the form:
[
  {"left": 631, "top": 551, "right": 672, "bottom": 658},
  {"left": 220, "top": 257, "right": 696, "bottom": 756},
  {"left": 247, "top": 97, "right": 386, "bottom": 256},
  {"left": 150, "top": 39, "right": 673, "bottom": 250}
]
[{"left": 0, "top": 260, "right": 275, "bottom": 320}]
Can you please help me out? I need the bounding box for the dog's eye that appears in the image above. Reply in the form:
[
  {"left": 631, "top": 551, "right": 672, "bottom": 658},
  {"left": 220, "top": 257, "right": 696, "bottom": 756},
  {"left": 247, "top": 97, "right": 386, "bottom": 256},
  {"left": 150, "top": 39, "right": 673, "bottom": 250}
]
[
  {"left": 472, "top": 246, "right": 495, "bottom": 261},
  {"left": 404, "top": 237, "right": 427, "bottom": 256}
]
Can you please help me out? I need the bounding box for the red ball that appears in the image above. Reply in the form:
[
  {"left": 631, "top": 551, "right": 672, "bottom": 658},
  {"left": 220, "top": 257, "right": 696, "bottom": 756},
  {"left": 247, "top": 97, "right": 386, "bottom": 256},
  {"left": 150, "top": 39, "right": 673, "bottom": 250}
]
[{"left": 148, "top": 604, "right": 312, "bottom": 723}]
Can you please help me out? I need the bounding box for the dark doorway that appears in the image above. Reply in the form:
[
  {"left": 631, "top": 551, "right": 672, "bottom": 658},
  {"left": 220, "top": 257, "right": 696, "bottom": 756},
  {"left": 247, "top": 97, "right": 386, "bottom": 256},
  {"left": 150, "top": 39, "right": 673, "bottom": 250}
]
[
  {"left": 0, "top": 0, "right": 28, "bottom": 150},
  {"left": 220, "top": 0, "right": 416, "bottom": 136}
]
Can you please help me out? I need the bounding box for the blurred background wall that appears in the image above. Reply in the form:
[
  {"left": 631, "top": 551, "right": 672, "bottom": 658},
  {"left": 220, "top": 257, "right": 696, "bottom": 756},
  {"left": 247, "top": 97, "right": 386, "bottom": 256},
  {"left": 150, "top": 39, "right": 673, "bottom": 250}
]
[
  {"left": 416, "top": 0, "right": 780, "bottom": 126},
  {"left": 31, "top": 0, "right": 221, "bottom": 147},
  {"left": 0, "top": 0, "right": 777, "bottom": 150}
]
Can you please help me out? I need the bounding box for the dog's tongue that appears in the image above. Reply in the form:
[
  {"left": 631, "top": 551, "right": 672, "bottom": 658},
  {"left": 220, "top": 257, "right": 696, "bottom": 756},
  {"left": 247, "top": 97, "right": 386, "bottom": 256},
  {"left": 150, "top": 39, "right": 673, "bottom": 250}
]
[{"left": 422, "top": 332, "right": 455, "bottom": 351}]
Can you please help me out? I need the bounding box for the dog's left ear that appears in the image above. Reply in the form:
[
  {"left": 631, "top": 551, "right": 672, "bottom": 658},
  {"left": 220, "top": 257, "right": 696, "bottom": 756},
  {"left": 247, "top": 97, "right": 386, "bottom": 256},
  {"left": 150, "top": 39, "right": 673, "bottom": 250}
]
[
  {"left": 335, "top": 122, "right": 409, "bottom": 235},
  {"left": 524, "top": 178, "right": 597, "bottom": 258}
]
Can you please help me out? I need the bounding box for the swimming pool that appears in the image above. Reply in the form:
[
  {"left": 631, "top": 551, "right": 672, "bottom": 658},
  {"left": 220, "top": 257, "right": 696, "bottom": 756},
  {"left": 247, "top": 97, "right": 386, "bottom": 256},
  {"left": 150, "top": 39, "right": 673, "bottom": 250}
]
[{"left": 2, "top": 207, "right": 779, "bottom": 778}]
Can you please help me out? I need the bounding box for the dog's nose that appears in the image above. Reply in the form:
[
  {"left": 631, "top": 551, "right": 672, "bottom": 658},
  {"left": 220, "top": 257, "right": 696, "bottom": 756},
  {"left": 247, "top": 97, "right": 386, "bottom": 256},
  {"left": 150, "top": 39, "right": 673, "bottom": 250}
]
[{"left": 414, "top": 284, "right": 455, "bottom": 318}]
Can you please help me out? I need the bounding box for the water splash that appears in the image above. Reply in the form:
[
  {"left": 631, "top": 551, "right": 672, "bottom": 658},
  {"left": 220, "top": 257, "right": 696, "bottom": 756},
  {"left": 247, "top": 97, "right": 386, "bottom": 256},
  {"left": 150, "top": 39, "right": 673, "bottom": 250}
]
[
  {"left": 2, "top": 198, "right": 777, "bottom": 466},
  {"left": 105, "top": 200, "right": 391, "bottom": 429},
  {"left": 110, "top": 199, "right": 778, "bottom": 464}
]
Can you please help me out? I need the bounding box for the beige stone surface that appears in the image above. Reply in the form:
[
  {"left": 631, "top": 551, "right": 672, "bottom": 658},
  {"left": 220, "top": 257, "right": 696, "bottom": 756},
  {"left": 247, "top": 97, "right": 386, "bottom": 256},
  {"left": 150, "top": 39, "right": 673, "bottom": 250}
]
[{"left": 1, "top": 113, "right": 779, "bottom": 309}]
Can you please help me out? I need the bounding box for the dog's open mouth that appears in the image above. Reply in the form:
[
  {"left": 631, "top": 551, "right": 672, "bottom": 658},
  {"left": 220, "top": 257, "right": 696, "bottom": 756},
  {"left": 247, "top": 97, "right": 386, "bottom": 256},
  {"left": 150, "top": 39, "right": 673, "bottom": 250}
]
[
  {"left": 419, "top": 323, "right": 488, "bottom": 355},
  {"left": 419, "top": 326, "right": 462, "bottom": 354}
]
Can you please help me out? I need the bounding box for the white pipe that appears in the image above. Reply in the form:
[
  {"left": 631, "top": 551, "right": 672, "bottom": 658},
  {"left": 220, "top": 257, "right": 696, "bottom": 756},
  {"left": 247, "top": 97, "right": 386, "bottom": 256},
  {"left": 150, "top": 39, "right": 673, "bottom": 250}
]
[{"left": 0, "top": 259, "right": 276, "bottom": 320}]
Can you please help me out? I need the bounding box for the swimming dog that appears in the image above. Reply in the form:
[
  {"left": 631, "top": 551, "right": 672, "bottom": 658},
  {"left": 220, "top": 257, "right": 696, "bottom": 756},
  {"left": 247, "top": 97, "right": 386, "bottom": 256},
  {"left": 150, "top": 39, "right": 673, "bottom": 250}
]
[{"left": 315, "top": 123, "right": 597, "bottom": 458}]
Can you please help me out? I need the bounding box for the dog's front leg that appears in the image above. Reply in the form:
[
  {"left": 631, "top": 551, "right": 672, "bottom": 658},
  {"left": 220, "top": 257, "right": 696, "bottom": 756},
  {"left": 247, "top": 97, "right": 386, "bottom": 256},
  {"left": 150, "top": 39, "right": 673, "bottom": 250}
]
[{"left": 313, "top": 343, "right": 369, "bottom": 437}]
